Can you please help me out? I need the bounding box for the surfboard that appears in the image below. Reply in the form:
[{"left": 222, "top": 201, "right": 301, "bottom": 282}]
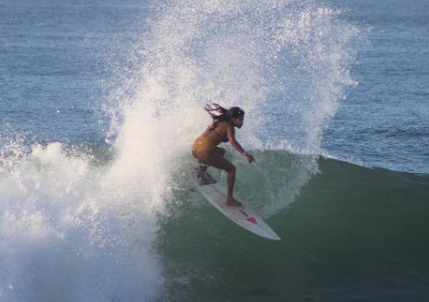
[{"left": 195, "top": 171, "right": 281, "bottom": 241}]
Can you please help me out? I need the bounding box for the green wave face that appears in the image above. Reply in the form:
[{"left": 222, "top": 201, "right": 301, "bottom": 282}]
[{"left": 158, "top": 153, "right": 429, "bottom": 302}]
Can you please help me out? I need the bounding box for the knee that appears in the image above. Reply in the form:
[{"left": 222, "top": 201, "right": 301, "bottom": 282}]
[
  {"left": 219, "top": 148, "right": 226, "bottom": 157},
  {"left": 214, "top": 147, "right": 226, "bottom": 157},
  {"left": 226, "top": 164, "right": 236, "bottom": 174}
]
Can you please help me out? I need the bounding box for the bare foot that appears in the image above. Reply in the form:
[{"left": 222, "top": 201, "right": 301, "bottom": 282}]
[{"left": 226, "top": 198, "right": 242, "bottom": 207}]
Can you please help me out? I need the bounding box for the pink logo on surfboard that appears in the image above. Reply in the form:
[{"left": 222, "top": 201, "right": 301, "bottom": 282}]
[{"left": 246, "top": 217, "right": 258, "bottom": 225}]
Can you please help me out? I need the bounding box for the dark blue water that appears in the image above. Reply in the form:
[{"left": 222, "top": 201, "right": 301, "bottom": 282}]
[
  {"left": 322, "top": 0, "right": 429, "bottom": 173},
  {"left": 0, "top": 0, "right": 147, "bottom": 146},
  {"left": 0, "top": 0, "right": 428, "bottom": 301}
]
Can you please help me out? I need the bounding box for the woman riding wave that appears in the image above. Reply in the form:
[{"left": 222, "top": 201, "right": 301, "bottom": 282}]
[{"left": 192, "top": 103, "right": 255, "bottom": 207}]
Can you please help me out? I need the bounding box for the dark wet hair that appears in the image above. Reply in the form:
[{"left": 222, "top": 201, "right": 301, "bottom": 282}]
[
  {"left": 205, "top": 102, "right": 245, "bottom": 122},
  {"left": 228, "top": 107, "right": 245, "bottom": 119}
]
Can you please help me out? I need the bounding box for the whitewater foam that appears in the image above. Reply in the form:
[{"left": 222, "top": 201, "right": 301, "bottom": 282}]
[{"left": 0, "top": 142, "right": 163, "bottom": 302}]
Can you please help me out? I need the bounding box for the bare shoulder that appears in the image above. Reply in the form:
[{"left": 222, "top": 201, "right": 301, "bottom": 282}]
[{"left": 225, "top": 121, "right": 235, "bottom": 136}]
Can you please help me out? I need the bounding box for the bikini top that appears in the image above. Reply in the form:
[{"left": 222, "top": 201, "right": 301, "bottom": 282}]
[{"left": 213, "top": 128, "right": 229, "bottom": 143}]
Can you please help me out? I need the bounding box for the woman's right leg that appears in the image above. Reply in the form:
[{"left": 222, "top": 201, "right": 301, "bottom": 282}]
[{"left": 203, "top": 153, "right": 241, "bottom": 206}]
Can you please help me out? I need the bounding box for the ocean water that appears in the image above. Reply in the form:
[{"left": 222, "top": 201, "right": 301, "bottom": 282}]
[
  {"left": 0, "top": 0, "right": 428, "bottom": 301},
  {"left": 322, "top": 0, "right": 429, "bottom": 174}
]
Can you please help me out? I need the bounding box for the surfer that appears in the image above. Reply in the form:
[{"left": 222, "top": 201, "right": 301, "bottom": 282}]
[{"left": 192, "top": 102, "right": 255, "bottom": 207}]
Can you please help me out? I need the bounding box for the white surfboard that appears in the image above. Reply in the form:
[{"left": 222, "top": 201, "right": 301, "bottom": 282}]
[{"left": 195, "top": 172, "right": 281, "bottom": 241}]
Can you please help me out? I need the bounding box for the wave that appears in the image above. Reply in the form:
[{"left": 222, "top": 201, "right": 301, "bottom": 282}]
[{"left": 1, "top": 142, "right": 427, "bottom": 302}]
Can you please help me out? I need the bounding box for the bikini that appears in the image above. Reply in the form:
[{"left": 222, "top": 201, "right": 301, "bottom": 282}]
[{"left": 192, "top": 126, "right": 228, "bottom": 161}]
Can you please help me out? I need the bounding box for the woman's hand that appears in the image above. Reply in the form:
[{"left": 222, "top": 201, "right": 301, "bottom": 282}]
[{"left": 243, "top": 152, "right": 255, "bottom": 163}]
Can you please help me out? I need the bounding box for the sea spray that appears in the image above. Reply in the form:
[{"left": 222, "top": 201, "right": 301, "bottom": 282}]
[{"left": 106, "top": 0, "right": 361, "bottom": 219}]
